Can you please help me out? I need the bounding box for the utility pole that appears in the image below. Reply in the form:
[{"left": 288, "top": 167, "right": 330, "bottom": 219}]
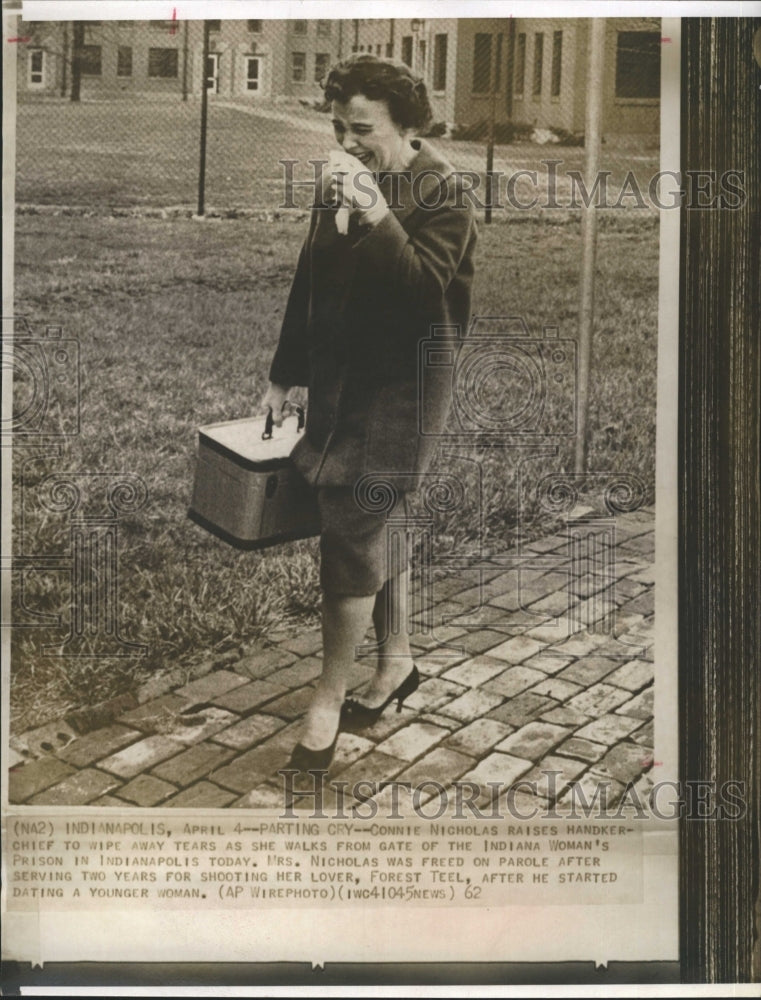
[
  {"left": 197, "top": 20, "right": 211, "bottom": 216},
  {"left": 574, "top": 19, "right": 606, "bottom": 475},
  {"left": 485, "top": 32, "right": 502, "bottom": 224},
  {"left": 182, "top": 20, "right": 189, "bottom": 101},
  {"left": 70, "top": 21, "right": 84, "bottom": 101},
  {"left": 61, "top": 22, "right": 68, "bottom": 97},
  {"left": 505, "top": 17, "right": 515, "bottom": 120}
]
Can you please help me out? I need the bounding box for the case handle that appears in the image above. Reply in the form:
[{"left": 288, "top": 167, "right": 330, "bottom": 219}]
[{"left": 262, "top": 403, "right": 306, "bottom": 440}]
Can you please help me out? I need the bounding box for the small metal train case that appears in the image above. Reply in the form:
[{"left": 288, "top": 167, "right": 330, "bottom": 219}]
[{"left": 188, "top": 411, "right": 320, "bottom": 549}]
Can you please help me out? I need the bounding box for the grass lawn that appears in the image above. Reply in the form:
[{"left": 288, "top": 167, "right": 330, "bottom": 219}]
[
  {"left": 16, "top": 96, "right": 660, "bottom": 210},
  {"left": 10, "top": 209, "right": 658, "bottom": 733},
  {"left": 16, "top": 98, "right": 327, "bottom": 208}
]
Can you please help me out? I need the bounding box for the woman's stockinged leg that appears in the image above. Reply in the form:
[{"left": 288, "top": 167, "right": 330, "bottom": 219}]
[
  {"left": 300, "top": 591, "right": 375, "bottom": 751},
  {"left": 357, "top": 569, "right": 416, "bottom": 708}
]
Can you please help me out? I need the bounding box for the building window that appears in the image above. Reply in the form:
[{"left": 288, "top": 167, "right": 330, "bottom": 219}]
[
  {"left": 317, "top": 20, "right": 331, "bottom": 37},
  {"left": 247, "top": 20, "right": 262, "bottom": 34},
  {"left": 385, "top": 42, "right": 393, "bottom": 57},
  {"left": 533, "top": 33, "right": 544, "bottom": 96},
  {"left": 315, "top": 52, "right": 330, "bottom": 83},
  {"left": 291, "top": 51, "right": 306, "bottom": 82},
  {"left": 80, "top": 44, "right": 102, "bottom": 76},
  {"left": 28, "top": 48, "right": 45, "bottom": 87},
  {"left": 551, "top": 30, "right": 562, "bottom": 97},
  {"left": 208, "top": 20, "right": 221, "bottom": 32},
  {"left": 148, "top": 48, "right": 178, "bottom": 78},
  {"left": 246, "top": 56, "right": 260, "bottom": 91},
  {"left": 401, "top": 36, "right": 412, "bottom": 67},
  {"left": 472, "top": 33, "right": 492, "bottom": 93},
  {"left": 433, "top": 33, "right": 448, "bottom": 91},
  {"left": 293, "top": 20, "right": 307, "bottom": 35},
  {"left": 117, "top": 45, "right": 132, "bottom": 77},
  {"left": 515, "top": 33, "right": 526, "bottom": 95},
  {"left": 615, "top": 31, "right": 660, "bottom": 98}
]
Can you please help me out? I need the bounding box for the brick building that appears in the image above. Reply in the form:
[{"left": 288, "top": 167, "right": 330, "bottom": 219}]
[
  {"left": 16, "top": 16, "right": 659, "bottom": 135},
  {"left": 15, "top": 17, "right": 345, "bottom": 101},
  {"left": 354, "top": 17, "right": 660, "bottom": 135}
]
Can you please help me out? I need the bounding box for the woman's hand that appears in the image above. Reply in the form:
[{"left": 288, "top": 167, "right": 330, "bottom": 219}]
[
  {"left": 261, "top": 382, "right": 291, "bottom": 427},
  {"left": 329, "top": 151, "right": 389, "bottom": 228}
]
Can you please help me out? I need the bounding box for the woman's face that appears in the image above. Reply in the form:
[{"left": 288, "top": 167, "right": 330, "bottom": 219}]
[{"left": 331, "top": 94, "right": 413, "bottom": 172}]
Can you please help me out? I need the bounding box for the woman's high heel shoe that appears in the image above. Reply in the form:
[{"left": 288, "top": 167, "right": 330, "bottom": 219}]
[
  {"left": 286, "top": 729, "right": 339, "bottom": 778},
  {"left": 340, "top": 665, "right": 420, "bottom": 732}
]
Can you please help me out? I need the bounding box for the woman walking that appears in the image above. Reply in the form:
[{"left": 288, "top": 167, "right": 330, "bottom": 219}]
[{"left": 262, "top": 55, "right": 477, "bottom": 776}]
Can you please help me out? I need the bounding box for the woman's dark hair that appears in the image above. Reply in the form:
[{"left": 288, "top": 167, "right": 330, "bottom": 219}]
[{"left": 323, "top": 55, "right": 433, "bottom": 133}]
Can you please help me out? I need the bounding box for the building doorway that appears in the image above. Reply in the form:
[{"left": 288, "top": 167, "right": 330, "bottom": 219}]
[
  {"left": 205, "top": 52, "right": 220, "bottom": 93},
  {"left": 245, "top": 56, "right": 260, "bottom": 92}
]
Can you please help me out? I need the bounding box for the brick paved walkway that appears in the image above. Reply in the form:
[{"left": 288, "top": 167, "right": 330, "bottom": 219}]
[{"left": 9, "top": 508, "right": 656, "bottom": 812}]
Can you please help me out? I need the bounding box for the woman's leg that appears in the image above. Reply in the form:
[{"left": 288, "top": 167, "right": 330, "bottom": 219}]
[
  {"left": 299, "top": 591, "right": 375, "bottom": 750},
  {"left": 354, "top": 568, "right": 416, "bottom": 708}
]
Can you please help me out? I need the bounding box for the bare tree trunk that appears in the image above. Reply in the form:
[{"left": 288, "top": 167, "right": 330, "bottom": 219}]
[{"left": 70, "top": 22, "right": 84, "bottom": 101}]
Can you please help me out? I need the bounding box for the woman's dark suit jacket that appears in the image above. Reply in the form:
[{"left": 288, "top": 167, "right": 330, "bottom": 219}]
[{"left": 269, "top": 138, "right": 477, "bottom": 492}]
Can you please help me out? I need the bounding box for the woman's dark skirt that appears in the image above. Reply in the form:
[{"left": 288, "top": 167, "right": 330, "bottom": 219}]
[{"left": 317, "top": 486, "right": 409, "bottom": 596}]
